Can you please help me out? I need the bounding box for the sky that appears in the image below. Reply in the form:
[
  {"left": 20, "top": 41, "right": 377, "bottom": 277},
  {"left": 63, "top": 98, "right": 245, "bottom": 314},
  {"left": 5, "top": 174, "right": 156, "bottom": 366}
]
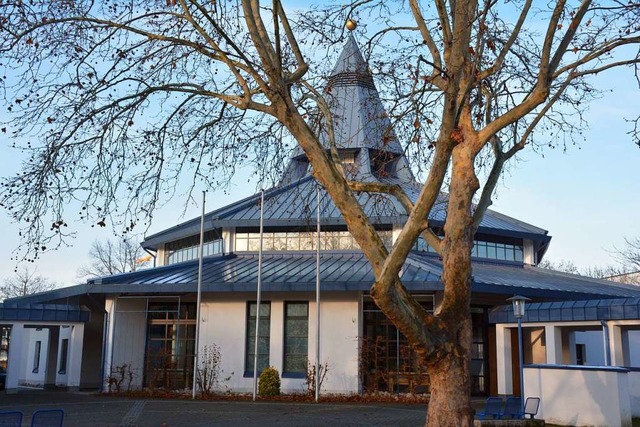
[{"left": 0, "top": 7, "right": 639, "bottom": 288}]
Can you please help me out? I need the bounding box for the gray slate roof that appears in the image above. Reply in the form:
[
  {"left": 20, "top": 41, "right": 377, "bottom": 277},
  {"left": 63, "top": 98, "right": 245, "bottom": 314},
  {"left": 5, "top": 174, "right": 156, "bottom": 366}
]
[
  {"left": 290, "top": 34, "right": 404, "bottom": 156},
  {"left": 8, "top": 251, "right": 640, "bottom": 305},
  {"left": 141, "top": 35, "right": 549, "bottom": 253},
  {"left": 142, "top": 176, "right": 549, "bottom": 250}
]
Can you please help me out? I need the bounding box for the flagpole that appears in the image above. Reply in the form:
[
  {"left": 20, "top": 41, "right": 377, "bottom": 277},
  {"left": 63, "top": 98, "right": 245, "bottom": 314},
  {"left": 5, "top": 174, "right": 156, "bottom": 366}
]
[
  {"left": 252, "top": 190, "right": 265, "bottom": 401},
  {"left": 315, "top": 185, "right": 321, "bottom": 402},
  {"left": 192, "top": 190, "right": 205, "bottom": 399}
]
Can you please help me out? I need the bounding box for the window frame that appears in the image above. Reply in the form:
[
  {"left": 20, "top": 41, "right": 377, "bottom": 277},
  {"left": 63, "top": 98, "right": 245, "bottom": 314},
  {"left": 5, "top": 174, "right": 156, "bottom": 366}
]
[
  {"left": 58, "top": 338, "right": 69, "bottom": 375},
  {"left": 282, "top": 301, "right": 309, "bottom": 378},
  {"left": 32, "top": 340, "right": 41, "bottom": 374},
  {"left": 244, "top": 301, "right": 271, "bottom": 377}
]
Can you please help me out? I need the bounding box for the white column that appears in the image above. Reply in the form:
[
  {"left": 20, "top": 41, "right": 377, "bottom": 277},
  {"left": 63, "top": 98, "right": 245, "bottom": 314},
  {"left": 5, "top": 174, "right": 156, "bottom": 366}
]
[
  {"left": 609, "top": 324, "right": 626, "bottom": 366},
  {"left": 67, "top": 324, "right": 85, "bottom": 389},
  {"left": 270, "top": 300, "right": 284, "bottom": 374},
  {"left": 545, "top": 325, "right": 563, "bottom": 364},
  {"left": 496, "top": 324, "right": 514, "bottom": 395},
  {"left": 5, "top": 323, "right": 26, "bottom": 393}
]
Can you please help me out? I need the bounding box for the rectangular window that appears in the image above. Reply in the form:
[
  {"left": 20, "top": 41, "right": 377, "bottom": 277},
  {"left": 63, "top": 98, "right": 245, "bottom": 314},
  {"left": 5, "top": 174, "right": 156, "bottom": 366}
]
[
  {"left": 32, "top": 341, "right": 41, "bottom": 373},
  {"left": 246, "top": 302, "right": 271, "bottom": 374},
  {"left": 58, "top": 339, "right": 69, "bottom": 374},
  {"left": 576, "top": 344, "right": 586, "bottom": 365},
  {"left": 283, "top": 302, "right": 308, "bottom": 375},
  {"left": 144, "top": 302, "right": 196, "bottom": 390}
]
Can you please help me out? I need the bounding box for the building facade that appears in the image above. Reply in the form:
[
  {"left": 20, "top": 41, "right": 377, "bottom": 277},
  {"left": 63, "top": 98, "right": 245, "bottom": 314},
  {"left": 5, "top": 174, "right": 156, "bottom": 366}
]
[{"left": 2, "top": 37, "right": 640, "bottom": 415}]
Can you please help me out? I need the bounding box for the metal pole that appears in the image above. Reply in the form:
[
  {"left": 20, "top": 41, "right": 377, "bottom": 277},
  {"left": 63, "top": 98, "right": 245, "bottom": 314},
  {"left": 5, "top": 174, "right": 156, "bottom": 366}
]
[
  {"left": 517, "top": 318, "right": 525, "bottom": 412},
  {"left": 315, "top": 186, "right": 321, "bottom": 402},
  {"left": 396, "top": 329, "right": 400, "bottom": 394},
  {"left": 252, "top": 191, "right": 265, "bottom": 401},
  {"left": 192, "top": 191, "right": 206, "bottom": 399}
]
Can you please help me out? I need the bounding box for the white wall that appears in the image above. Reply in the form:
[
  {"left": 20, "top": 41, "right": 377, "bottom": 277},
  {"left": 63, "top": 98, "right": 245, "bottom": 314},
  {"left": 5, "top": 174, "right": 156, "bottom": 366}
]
[
  {"left": 5, "top": 322, "right": 85, "bottom": 392},
  {"left": 314, "top": 296, "right": 359, "bottom": 394},
  {"left": 55, "top": 326, "right": 71, "bottom": 386},
  {"left": 525, "top": 365, "right": 632, "bottom": 427},
  {"left": 198, "top": 292, "right": 360, "bottom": 394},
  {"left": 575, "top": 330, "right": 605, "bottom": 366},
  {"left": 24, "top": 328, "right": 48, "bottom": 386},
  {"left": 110, "top": 298, "right": 147, "bottom": 389},
  {"left": 629, "top": 371, "right": 640, "bottom": 417}
]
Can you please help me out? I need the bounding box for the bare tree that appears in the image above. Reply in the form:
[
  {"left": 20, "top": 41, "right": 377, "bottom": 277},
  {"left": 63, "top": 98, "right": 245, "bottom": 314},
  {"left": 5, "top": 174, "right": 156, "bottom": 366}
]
[
  {"left": 0, "top": 1, "right": 639, "bottom": 425},
  {"left": 78, "top": 238, "right": 150, "bottom": 279},
  {"left": 538, "top": 259, "right": 580, "bottom": 274},
  {"left": 0, "top": 267, "right": 56, "bottom": 300},
  {"left": 614, "top": 237, "right": 640, "bottom": 273},
  {"left": 543, "top": 238, "right": 640, "bottom": 284}
]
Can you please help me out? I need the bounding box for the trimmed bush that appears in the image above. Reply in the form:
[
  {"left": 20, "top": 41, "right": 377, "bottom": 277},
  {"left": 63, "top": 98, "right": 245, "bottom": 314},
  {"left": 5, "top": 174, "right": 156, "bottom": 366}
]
[{"left": 258, "top": 367, "right": 281, "bottom": 397}]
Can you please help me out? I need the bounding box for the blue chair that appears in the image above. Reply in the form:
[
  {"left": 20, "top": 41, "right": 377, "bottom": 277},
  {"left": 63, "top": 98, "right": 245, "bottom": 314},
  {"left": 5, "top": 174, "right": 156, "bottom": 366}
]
[
  {"left": 500, "top": 396, "right": 522, "bottom": 419},
  {"left": 523, "top": 397, "right": 540, "bottom": 419},
  {"left": 0, "top": 411, "right": 23, "bottom": 427},
  {"left": 476, "top": 397, "right": 502, "bottom": 419},
  {"left": 501, "top": 397, "right": 541, "bottom": 419},
  {"left": 30, "top": 409, "right": 64, "bottom": 427}
]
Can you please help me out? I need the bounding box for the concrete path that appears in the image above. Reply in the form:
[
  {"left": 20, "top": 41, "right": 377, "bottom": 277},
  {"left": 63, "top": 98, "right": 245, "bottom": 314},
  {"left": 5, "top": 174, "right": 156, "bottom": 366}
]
[{"left": 0, "top": 391, "right": 441, "bottom": 426}]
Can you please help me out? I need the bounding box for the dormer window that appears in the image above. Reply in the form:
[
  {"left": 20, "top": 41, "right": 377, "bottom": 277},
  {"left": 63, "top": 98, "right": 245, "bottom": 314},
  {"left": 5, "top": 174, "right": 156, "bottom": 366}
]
[
  {"left": 371, "top": 151, "right": 397, "bottom": 179},
  {"left": 340, "top": 151, "right": 356, "bottom": 164},
  {"left": 165, "top": 230, "right": 224, "bottom": 264}
]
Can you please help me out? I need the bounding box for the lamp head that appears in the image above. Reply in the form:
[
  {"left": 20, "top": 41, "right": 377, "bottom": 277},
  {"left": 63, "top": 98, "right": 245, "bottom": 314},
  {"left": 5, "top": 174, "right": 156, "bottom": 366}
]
[{"left": 507, "top": 295, "right": 531, "bottom": 319}]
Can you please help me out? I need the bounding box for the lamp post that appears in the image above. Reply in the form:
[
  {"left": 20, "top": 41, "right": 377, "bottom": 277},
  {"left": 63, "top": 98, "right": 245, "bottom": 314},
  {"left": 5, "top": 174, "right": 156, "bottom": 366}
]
[{"left": 507, "top": 295, "right": 530, "bottom": 413}]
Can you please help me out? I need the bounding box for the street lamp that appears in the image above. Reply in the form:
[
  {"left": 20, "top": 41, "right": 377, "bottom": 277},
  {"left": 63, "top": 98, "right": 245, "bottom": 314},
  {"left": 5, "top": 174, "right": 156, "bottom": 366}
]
[{"left": 507, "top": 295, "right": 530, "bottom": 413}]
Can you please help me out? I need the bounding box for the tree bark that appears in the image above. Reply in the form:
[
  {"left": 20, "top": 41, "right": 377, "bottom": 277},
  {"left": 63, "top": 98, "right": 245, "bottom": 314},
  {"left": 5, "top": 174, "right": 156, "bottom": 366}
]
[
  {"left": 425, "top": 142, "right": 479, "bottom": 426},
  {"left": 427, "top": 341, "right": 474, "bottom": 426}
]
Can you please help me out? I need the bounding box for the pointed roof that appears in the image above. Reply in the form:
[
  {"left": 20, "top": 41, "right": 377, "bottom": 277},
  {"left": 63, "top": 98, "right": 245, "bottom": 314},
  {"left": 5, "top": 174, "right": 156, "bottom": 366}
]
[
  {"left": 321, "top": 34, "right": 404, "bottom": 154},
  {"left": 288, "top": 34, "right": 405, "bottom": 167},
  {"left": 330, "top": 34, "right": 369, "bottom": 76}
]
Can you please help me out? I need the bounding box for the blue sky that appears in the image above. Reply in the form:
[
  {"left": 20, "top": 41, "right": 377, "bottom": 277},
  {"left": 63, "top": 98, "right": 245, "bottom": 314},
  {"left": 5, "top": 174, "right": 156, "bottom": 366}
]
[{"left": 0, "top": 9, "right": 639, "bottom": 286}]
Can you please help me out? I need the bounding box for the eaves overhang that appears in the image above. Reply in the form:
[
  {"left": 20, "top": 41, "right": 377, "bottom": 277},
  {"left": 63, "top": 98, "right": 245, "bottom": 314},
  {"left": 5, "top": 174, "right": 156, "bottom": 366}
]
[
  {"left": 0, "top": 303, "right": 91, "bottom": 323},
  {"left": 489, "top": 297, "right": 640, "bottom": 324},
  {"left": 8, "top": 250, "right": 640, "bottom": 308}
]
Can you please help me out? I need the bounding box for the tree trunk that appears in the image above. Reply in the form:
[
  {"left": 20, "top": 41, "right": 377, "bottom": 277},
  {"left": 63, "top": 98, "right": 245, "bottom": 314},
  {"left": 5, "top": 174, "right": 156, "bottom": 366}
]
[
  {"left": 426, "top": 343, "right": 474, "bottom": 426},
  {"left": 424, "top": 144, "right": 478, "bottom": 426}
]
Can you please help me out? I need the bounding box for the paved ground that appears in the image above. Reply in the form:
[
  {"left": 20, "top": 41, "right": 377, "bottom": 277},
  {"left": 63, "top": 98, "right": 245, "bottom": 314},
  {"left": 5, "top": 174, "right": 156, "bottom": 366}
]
[{"left": 0, "top": 391, "right": 487, "bottom": 426}]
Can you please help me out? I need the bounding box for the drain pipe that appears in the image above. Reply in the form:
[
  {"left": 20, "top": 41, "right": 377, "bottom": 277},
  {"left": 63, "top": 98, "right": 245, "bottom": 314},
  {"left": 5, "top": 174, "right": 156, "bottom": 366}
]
[
  {"left": 601, "top": 320, "right": 611, "bottom": 366},
  {"left": 99, "top": 310, "right": 109, "bottom": 392}
]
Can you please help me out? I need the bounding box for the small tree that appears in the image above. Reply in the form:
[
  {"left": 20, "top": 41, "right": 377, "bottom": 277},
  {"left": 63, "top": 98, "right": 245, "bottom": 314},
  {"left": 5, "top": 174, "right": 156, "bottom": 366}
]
[
  {"left": 195, "top": 343, "right": 224, "bottom": 396},
  {"left": 107, "top": 363, "right": 135, "bottom": 393},
  {"left": 0, "top": 267, "right": 56, "bottom": 300},
  {"left": 305, "top": 361, "right": 329, "bottom": 396}
]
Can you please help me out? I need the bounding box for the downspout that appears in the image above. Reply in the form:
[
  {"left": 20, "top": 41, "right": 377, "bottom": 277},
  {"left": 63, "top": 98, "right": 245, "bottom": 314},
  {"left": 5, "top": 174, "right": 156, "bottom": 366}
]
[
  {"left": 601, "top": 320, "right": 610, "bottom": 366},
  {"left": 99, "top": 310, "right": 109, "bottom": 392}
]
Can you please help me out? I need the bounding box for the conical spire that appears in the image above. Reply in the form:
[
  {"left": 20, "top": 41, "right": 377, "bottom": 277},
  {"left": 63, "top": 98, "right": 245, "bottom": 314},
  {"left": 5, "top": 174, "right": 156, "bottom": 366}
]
[
  {"left": 330, "top": 34, "right": 369, "bottom": 76},
  {"left": 322, "top": 33, "right": 404, "bottom": 154},
  {"left": 282, "top": 34, "right": 413, "bottom": 184}
]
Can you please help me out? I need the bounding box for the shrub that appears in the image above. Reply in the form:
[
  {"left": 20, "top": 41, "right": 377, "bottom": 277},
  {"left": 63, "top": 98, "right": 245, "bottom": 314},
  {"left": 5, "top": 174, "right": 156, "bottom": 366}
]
[
  {"left": 107, "top": 363, "right": 134, "bottom": 393},
  {"left": 305, "top": 361, "right": 329, "bottom": 396},
  {"left": 196, "top": 344, "right": 223, "bottom": 396},
  {"left": 258, "top": 366, "right": 280, "bottom": 397}
]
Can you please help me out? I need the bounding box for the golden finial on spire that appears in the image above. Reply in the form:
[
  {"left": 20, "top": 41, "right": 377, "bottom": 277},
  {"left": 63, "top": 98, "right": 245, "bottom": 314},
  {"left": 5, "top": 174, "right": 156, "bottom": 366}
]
[{"left": 345, "top": 19, "right": 357, "bottom": 31}]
